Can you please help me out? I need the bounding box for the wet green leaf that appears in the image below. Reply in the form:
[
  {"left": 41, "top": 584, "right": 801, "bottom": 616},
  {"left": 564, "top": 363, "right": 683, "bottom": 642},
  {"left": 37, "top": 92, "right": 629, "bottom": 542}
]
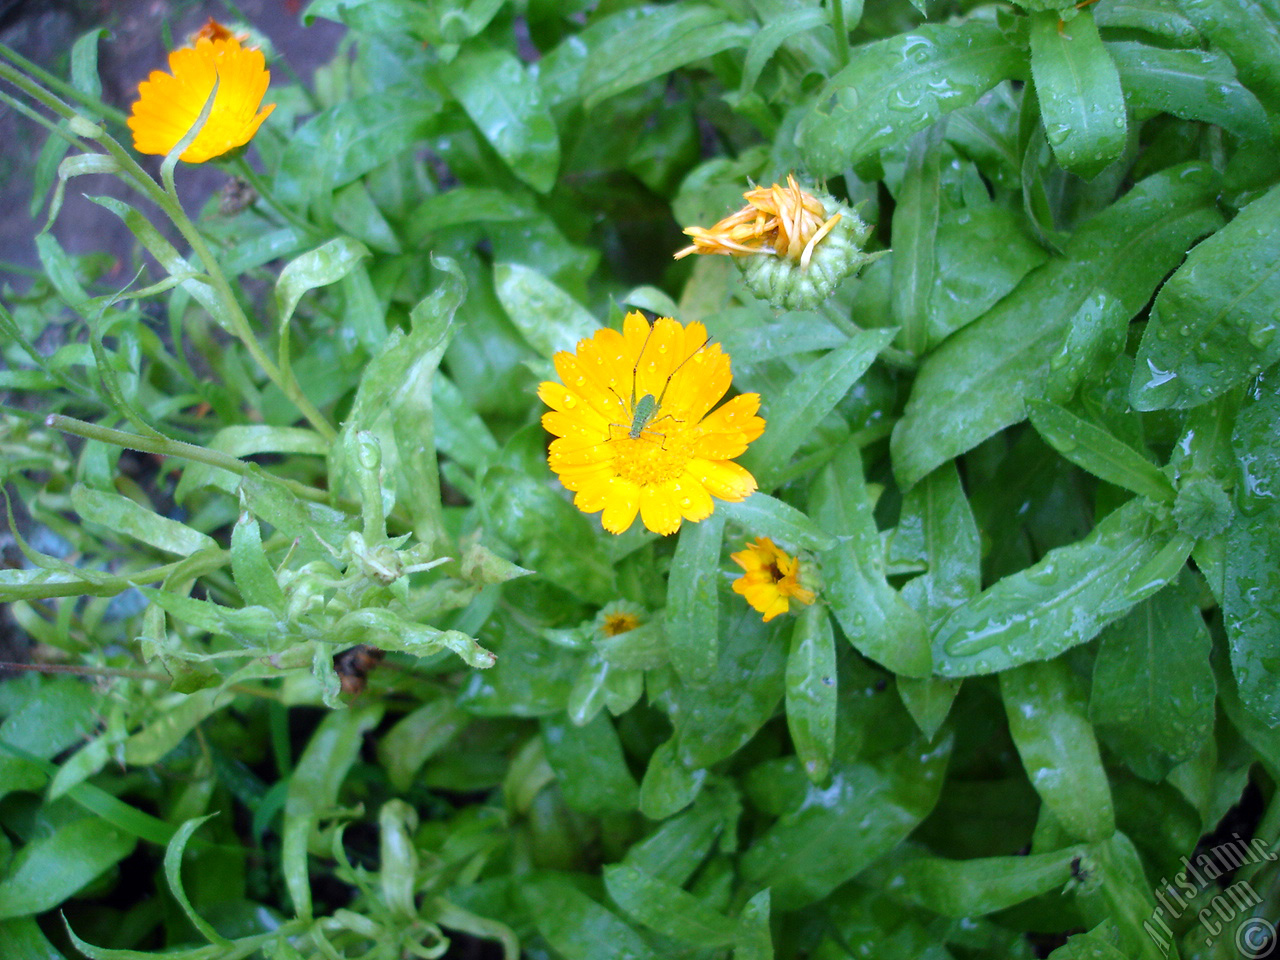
[
  {"left": 894, "top": 163, "right": 1223, "bottom": 487},
  {"left": 718, "top": 494, "right": 835, "bottom": 552},
  {"left": 1173, "top": 0, "right": 1280, "bottom": 113},
  {"left": 443, "top": 49, "right": 560, "bottom": 193},
  {"left": 275, "top": 236, "right": 370, "bottom": 328},
  {"left": 0, "top": 818, "right": 135, "bottom": 920},
  {"left": 667, "top": 512, "right": 725, "bottom": 683},
  {"left": 1001, "top": 658, "right": 1115, "bottom": 842},
  {"left": 1091, "top": 575, "right": 1215, "bottom": 779},
  {"left": 799, "top": 21, "right": 1028, "bottom": 176},
  {"left": 934, "top": 499, "right": 1192, "bottom": 676},
  {"left": 1110, "top": 41, "right": 1269, "bottom": 140},
  {"left": 1030, "top": 10, "right": 1127, "bottom": 180},
  {"left": 741, "top": 736, "right": 951, "bottom": 909},
  {"left": 71, "top": 484, "right": 215, "bottom": 556},
  {"left": 785, "top": 605, "right": 836, "bottom": 784},
  {"left": 582, "top": 6, "right": 754, "bottom": 109},
  {"left": 542, "top": 713, "right": 639, "bottom": 813},
  {"left": 1027, "top": 400, "right": 1175, "bottom": 503},
  {"left": 493, "top": 261, "right": 598, "bottom": 359},
  {"left": 1225, "top": 373, "right": 1280, "bottom": 725},
  {"left": 811, "top": 442, "right": 931, "bottom": 677},
  {"left": 639, "top": 739, "right": 705, "bottom": 819},
  {"left": 892, "top": 125, "right": 945, "bottom": 357},
  {"left": 605, "top": 863, "right": 740, "bottom": 947},
  {"left": 1131, "top": 182, "right": 1280, "bottom": 411},
  {"left": 522, "top": 873, "right": 660, "bottom": 960},
  {"left": 745, "top": 328, "right": 894, "bottom": 490},
  {"left": 880, "top": 845, "right": 1084, "bottom": 916}
]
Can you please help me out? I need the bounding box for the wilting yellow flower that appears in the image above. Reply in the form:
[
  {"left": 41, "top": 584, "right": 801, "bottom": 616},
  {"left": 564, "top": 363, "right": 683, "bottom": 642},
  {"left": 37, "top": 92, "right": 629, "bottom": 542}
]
[
  {"left": 538, "top": 311, "right": 765, "bottom": 536},
  {"left": 674, "top": 175, "right": 878, "bottom": 312},
  {"left": 675, "top": 174, "right": 841, "bottom": 270},
  {"left": 128, "top": 28, "right": 275, "bottom": 164},
  {"left": 731, "top": 537, "right": 816, "bottom": 622}
]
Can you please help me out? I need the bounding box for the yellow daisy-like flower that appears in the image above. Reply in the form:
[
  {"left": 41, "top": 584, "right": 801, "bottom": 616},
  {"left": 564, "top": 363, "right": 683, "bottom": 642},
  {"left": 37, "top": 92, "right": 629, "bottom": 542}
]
[
  {"left": 674, "top": 174, "right": 840, "bottom": 270},
  {"left": 538, "top": 311, "right": 766, "bottom": 536},
  {"left": 128, "top": 29, "right": 275, "bottom": 164},
  {"left": 731, "top": 537, "right": 816, "bottom": 623}
]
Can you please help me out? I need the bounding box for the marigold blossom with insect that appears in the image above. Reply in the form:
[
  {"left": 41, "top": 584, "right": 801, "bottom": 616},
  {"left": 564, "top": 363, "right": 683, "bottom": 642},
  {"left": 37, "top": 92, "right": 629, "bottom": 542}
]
[
  {"left": 675, "top": 174, "right": 879, "bottom": 311},
  {"left": 128, "top": 22, "right": 275, "bottom": 164},
  {"left": 731, "top": 537, "right": 816, "bottom": 622},
  {"left": 538, "top": 312, "right": 765, "bottom": 536}
]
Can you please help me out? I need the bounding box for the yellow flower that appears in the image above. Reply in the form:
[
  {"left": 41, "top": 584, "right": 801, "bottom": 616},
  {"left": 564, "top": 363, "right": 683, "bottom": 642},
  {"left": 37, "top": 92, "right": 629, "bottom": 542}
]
[
  {"left": 602, "top": 611, "right": 641, "bottom": 637},
  {"left": 128, "top": 30, "right": 275, "bottom": 164},
  {"left": 731, "top": 537, "right": 816, "bottom": 622},
  {"left": 538, "top": 311, "right": 765, "bottom": 536},
  {"left": 674, "top": 174, "right": 841, "bottom": 270}
]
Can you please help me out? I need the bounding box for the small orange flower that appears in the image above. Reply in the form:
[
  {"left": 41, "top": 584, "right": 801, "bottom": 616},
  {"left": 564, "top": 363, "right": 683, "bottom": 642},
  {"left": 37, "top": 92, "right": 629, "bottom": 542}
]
[
  {"left": 128, "top": 28, "right": 275, "bottom": 164},
  {"left": 731, "top": 537, "right": 816, "bottom": 622},
  {"left": 674, "top": 174, "right": 842, "bottom": 271},
  {"left": 602, "top": 611, "right": 641, "bottom": 637}
]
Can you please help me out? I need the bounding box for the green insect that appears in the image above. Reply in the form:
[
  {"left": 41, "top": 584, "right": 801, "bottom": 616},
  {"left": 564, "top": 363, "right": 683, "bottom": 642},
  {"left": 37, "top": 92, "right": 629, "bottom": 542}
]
[{"left": 610, "top": 322, "right": 709, "bottom": 444}]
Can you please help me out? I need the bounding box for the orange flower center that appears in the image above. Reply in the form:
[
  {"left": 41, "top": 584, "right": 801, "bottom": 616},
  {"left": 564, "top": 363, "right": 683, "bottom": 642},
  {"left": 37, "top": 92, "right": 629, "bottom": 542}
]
[
  {"left": 609, "top": 433, "right": 692, "bottom": 487},
  {"left": 602, "top": 612, "right": 641, "bottom": 637}
]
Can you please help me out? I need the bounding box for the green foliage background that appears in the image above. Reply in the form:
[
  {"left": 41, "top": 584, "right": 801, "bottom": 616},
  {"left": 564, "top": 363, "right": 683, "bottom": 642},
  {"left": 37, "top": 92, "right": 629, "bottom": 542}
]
[{"left": 1, "top": 0, "right": 1279, "bottom": 957}]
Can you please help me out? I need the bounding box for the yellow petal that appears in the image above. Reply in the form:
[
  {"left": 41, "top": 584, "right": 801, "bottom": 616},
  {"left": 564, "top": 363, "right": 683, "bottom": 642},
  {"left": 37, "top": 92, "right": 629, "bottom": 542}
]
[{"left": 601, "top": 479, "right": 642, "bottom": 533}]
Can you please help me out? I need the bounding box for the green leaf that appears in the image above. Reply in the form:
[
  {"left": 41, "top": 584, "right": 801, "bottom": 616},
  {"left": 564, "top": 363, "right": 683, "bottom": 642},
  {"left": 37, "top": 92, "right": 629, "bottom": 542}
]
[
  {"left": 936, "top": 500, "right": 1193, "bottom": 676},
  {"left": 0, "top": 817, "right": 135, "bottom": 920},
  {"left": 1030, "top": 10, "right": 1128, "bottom": 180},
  {"left": 493, "top": 262, "right": 598, "bottom": 359},
  {"left": 741, "top": 735, "right": 951, "bottom": 909},
  {"left": 674, "top": 612, "right": 786, "bottom": 769},
  {"left": 1225, "top": 373, "right": 1280, "bottom": 725},
  {"left": 70, "top": 28, "right": 106, "bottom": 100},
  {"left": 443, "top": 49, "right": 560, "bottom": 193},
  {"left": 880, "top": 846, "right": 1084, "bottom": 917},
  {"left": 1109, "top": 41, "right": 1269, "bottom": 140},
  {"left": 734, "top": 889, "right": 772, "bottom": 960},
  {"left": 230, "top": 510, "right": 284, "bottom": 612},
  {"left": 929, "top": 204, "right": 1049, "bottom": 345},
  {"left": 71, "top": 484, "right": 217, "bottom": 556},
  {"left": 811, "top": 443, "right": 931, "bottom": 677},
  {"left": 274, "top": 88, "right": 439, "bottom": 205},
  {"left": 604, "top": 864, "right": 740, "bottom": 948},
  {"left": 625, "top": 789, "right": 739, "bottom": 885},
  {"left": 1001, "top": 658, "right": 1115, "bottom": 842},
  {"left": 121, "top": 690, "right": 223, "bottom": 766},
  {"left": 163, "top": 816, "right": 228, "bottom": 947},
  {"left": 891, "top": 125, "right": 945, "bottom": 357},
  {"left": 799, "top": 21, "right": 1028, "bottom": 176},
  {"left": 174, "top": 425, "right": 327, "bottom": 501},
  {"left": 785, "top": 605, "right": 836, "bottom": 784},
  {"left": 1073, "top": 832, "right": 1166, "bottom": 960},
  {"left": 718, "top": 494, "right": 835, "bottom": 551},
  {"left": 895, "top": 460, "right": 980, "bottom": 626},
  {"left": 639, "top": 739, "right": 705, "bottom": 820},
  {"left": 1173, "top": 0, "right": 1280, "bottom": 113},
  {"left": 737, "top": 8, "right": 827, "bottom": 96},
  {"left": 522, "top": 873, "right": 660, "bottom": 960},
  {"left": 0, "top": 917, "right": 68, "bottom": 960},
  {"left": 893, "top": 162, "right": 1223, "bottom": 488},
  {"left": 541, "top": 713, "right": 640, "bottom": 813},
  {"left": 377, "top": 698, "right": 468, "bottom": 793},
  {"left": 1091, "top": 575, "right": 1215, "bottom": 779},
  {"left": 1131, "top": 182, "right": 1280, "bottom": 411},
  {"left": 1027, "top": 400, "right": 1175, "bottom": 503},
  {"left": 275, "top": 236, "right": 370, "bottom": 328},
  {"left": 282, "top": 703, "right": 384, "bottom": 918},
  {"left": 744, "top": 327, "right": 895, "bottom": 490},
  {"left": 582, "top": 6, "right": 755, "bottom": 109},
  {"left": 667, "top": 512, "right": 725, "bottom": 683}
]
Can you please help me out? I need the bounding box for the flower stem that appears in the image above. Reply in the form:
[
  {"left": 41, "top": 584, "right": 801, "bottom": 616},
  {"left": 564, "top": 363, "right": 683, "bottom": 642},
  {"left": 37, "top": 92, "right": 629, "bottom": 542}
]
[
  {"left": 45, "top": 414, "right": 334, "bottom": 506},
  {"left": 830, "top": 0, "right": 851, "bottom": 70},
  {"left": 0, "top": 41, "right": 130, "bottom": 127}
]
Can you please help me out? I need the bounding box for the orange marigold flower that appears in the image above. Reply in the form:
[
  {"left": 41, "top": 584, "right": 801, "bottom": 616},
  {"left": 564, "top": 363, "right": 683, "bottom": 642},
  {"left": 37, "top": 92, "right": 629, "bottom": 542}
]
[
  {"left": 538, "top": 311, "right": 766, "bottom": 537},
  {"left": 674, "top": 174, "right": 842, "bottom": 271},
  {"left": 731, "top": 537, "right": 816, "bottom": 623},
  {"left": 191, "top": 17, "right": 244, "bottom": 44},
  {"left": 128, "top": 31, "right": 275, "bottom": 164}
]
